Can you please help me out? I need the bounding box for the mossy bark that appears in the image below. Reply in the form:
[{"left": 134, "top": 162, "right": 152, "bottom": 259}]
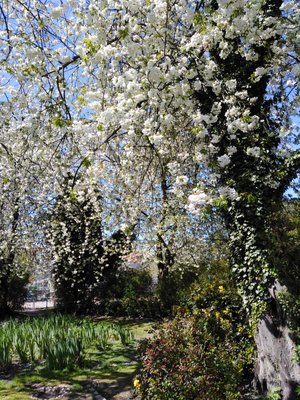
[{"left": 255, "top": 282, "right": 300, "bottom": 399}]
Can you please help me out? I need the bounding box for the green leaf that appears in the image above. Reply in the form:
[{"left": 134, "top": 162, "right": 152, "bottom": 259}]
[
  {"left": 240, "top": 115, "right": 252, "bottom": 123},
  {"left": 82, "top": 158, "right": 91, "bottom": 168},
  {"left": 119, "top": 27, "right": 129, "bottom": 40},
  {"left": 77, "top": 95, "right": 86, "bottom": 105},
  {"left": 212, "top": 197, "right": 228, "bottom": 209},
  {"left": 83, "top": 38, "right": 98, "bottom": 55},
  {"left": 51, "top": 115, "right": 71, "bottom": 128},
  {"left": 194, "top": 12, "right": 207, "bottom": 32},
  {"left": 69, "top": 190, "right": 77, "bottom": 202}
]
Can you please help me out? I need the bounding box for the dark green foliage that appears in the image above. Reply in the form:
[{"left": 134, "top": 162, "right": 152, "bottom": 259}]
[
  {"left": 270, "top": 199, "right": 300, "bottom": 341},
  {"left": 270, "top": 199, "right": 300, "bottom": 296},
  {"left": 137, "top": 281, "right": 254, "bottom": 400},
  {"left": 155, "top": 244, "right": 231, "bottom": 316},
  {"left": 155, "top": 266, "right": 201, "bottom": 315},
  {"left": 0, "top": 269, "right": 29, "bottom": 317},
  {"left": 278, "top": 292, "right": 300, "bottom": 340},
  {"left": 99, "top": 268, "right": 161, "bottom": 318},
  {"left": 0, "top": 209, "right": 31, "bottom": 318}
]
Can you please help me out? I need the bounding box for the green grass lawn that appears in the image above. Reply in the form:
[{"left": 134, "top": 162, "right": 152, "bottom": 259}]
[{"left": 0, "top": 319, "right": 153, "bottom": 400}]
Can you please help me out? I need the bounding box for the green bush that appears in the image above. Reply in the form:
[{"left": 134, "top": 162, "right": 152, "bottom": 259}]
[
  {"left": 99, "top": 268, "right": 161, "bottom": 318},
  {"left": 0, "top": 266, "right": 30, "bottom": 317},
  {"left": 136, "top": 281, "right": 254, "bottom": 400},
  {"left": 278, "top": 292, "right": 300, "bottom": 340},
  {"left": 154, "top": 265, "right": 201, "bottom": 315},
  {"left": 7, "top": 271, "right": 30, "bottom": 310},
  {"left": 155, "top": 255, "right": 231, "bottom": 316}
]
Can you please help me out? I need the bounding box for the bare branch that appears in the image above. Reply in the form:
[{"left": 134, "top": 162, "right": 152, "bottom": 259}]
[{"left": 0, "top": 4, "right": 12, "bottom": 60}]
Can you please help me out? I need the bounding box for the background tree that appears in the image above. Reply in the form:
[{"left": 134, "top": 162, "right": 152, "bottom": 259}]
[
  {"left": 0, "top": 101, "right": 49, "bottom": 316},
  {"left": 49, "top": 173, "right": 132, "bottom": 314},
  {"left": 49, "top": 174, "right": 104, "bottom": 314}
]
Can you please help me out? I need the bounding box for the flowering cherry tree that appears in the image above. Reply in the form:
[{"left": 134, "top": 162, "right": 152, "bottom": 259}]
[
  {"left": 73, "top": 0, "right": 300, "bottom": 395},
  {"left": 74, "top": 0, "right": 299, "bottom": 301},
  {"left": 1, "top": 0, "right": 300, "bottom": 396}
]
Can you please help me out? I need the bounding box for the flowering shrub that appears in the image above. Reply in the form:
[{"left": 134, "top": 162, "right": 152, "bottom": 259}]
[
  {"left": 49, "top": 178, "right": 132, "bottom": 314},
  {"left": 136, "top": 282, "right": 254, "bottom": 400}
]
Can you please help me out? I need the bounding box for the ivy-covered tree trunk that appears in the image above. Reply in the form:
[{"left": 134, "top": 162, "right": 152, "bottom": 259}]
[
  {"left": 226, "top": 199, "right": 300, "bottom": 398},
  {"left": 221, "top": 103, "right": 300, "bottom": 397},
  {"left": 199, "top": 0, "right": 300, "bottom": 395}
]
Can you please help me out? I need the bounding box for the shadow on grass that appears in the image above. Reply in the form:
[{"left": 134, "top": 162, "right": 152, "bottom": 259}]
[{"left": 7, "top": 344, "right": 139, "bottom": 399}]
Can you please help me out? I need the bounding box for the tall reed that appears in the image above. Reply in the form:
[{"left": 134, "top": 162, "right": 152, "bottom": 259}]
[{"left": 0, "top": 315, "right": 133, "bottom": 371}]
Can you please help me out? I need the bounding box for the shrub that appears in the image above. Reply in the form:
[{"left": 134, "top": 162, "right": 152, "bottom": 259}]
[
  {"left": 0, "top": 260, "right": 30, "bottom": 317},
  {"left": 49, "top": 178, "right": 132, "bottom": 314},
  {"left": 155, "top": 256, "right": 231, "bottom": 316},
  {"left": 5, "top": 270, "right": 30, "bottom": 311},
  {"left": 102, "top": 268, "right": 152, "bottom": 300},
  {"left": 136, "top": 281, "right": 254, "bottom": 400},
  {"left": 154, "top": 265, "right": 201, "bottom": 316},
  {"left": 99, "top": 268, "right": 161, "bottom": 318}
]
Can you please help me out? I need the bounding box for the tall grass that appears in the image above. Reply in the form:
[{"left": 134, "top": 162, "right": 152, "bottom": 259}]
[{"left": 0, "top": 315, "right": 133, "bottom": 371}]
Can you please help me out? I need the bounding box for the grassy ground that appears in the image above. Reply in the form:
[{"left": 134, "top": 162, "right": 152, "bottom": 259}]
[{"left": 0, "top": 319, "right": 154, "bottom": 400}]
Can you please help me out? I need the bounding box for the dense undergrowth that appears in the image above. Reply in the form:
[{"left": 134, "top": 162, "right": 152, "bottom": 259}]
[{"left": 135, "top": 281, "right": 255, "bottom": 400}]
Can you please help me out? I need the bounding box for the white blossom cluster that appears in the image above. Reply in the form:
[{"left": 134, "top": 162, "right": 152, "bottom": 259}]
[
  {"left": 71, "top": 0, "right": 300, "bottom": 211},
  {"left": 0, "top": 0, "right": 299, "bottom": 299}
]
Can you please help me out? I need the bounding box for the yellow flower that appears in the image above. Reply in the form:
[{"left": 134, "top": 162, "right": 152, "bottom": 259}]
[
  {"left": 218, "top": 285, "right": 224, "bottom": 294},
  {"left": 133, "top": 378, "right": 141, "bottom": 390},
  {"left": 220, "top": 318, "right": 231, "bottom": 329},
  {"left": 201, "top": 308, "right": 210, "bottom": 316}
]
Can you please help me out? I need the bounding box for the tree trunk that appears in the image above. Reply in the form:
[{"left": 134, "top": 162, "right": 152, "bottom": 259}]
[{"left": 255, "top": 282, "right": 300, "bottom": 399}]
